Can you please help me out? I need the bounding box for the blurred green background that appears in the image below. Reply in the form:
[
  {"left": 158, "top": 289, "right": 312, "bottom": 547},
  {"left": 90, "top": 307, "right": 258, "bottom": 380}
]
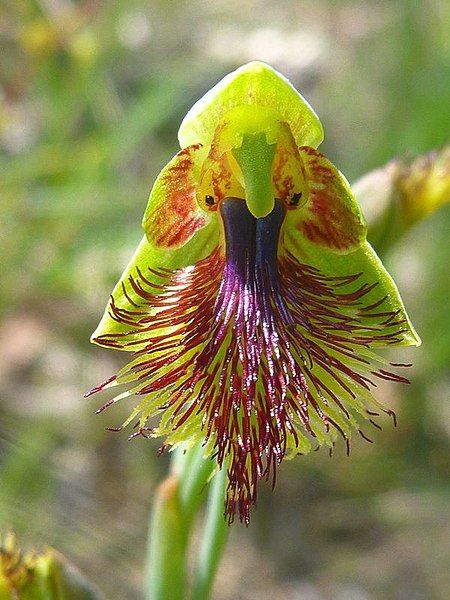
[{"left": 1, "top": 1, "right": 449, "bottom": 598}]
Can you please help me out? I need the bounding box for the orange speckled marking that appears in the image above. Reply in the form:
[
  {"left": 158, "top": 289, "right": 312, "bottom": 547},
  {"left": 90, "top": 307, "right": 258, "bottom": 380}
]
[
  {"left": 145, "top": 144, "right": 207, "bottom": 248},
  {"left": 297, "top": 147, "right": 363, "bottom": 251},
  {"left": 272, "top": 123, "right": 307, "bottom": 208},
  {"left": 273, "top": 146, "right": 295, "bottom": 199},
  {"left": 198, "top": 131, "right": 244, "bottom": 210},
  {"left": 200, "top": 154, "right": 238, "bottom": 207}
]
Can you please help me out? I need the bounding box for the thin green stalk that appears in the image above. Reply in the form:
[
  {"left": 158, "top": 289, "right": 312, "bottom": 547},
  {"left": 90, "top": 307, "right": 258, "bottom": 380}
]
[
  {"left": 191, "top": 468, "right": 228, "bottom": 600},
  {"left": 145, "top": 474, "right": 188, "bottom": 600},
  {"left": 145, "top": 444, "right": 219, "bottom": 600},
  {"left": 177, "top": 443, "right": 216, "bottom": 521}
]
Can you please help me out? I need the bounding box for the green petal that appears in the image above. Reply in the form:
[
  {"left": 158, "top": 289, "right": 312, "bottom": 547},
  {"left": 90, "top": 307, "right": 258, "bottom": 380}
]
[
  {"left": 282, "top": 226, "right": 421, "bottom": 347},
  {"left": 293, "top": 147, "right": 367, "bottom": 253},
  {"left": 143, "top": 144, "right": 209, "bottom": 248},
  {"left": 281, "top": 146, "right": 419, "bottom": 345},
  {"left": 91, "top": 218, "right": 220, "bottom": 345},
  {"left": 178, "top": 61, "right": 324, "bottom": 150}
]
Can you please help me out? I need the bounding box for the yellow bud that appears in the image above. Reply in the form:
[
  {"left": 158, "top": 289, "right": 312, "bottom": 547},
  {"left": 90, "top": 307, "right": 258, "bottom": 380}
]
[
  {"left": 397, "top": 147, "right": 450, "bottom": 225},
  {"left": 19, "top": 19, "right": 59, "bottom": 56},
  {"left": 69, "top": 30, "right": 99, "bottom": 65}
]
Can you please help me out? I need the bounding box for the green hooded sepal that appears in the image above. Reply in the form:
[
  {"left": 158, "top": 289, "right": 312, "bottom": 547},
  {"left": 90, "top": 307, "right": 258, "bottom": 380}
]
[{"left": 178, "top": 61, "right": 324, "bottom": 150}]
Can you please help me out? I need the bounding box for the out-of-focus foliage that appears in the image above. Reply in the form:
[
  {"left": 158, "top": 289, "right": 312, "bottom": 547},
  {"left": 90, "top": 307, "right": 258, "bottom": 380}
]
[
  {"left": 0, "top": 532, "right": 103, "bottom": 599},
  {"left": 0, "top": 1, "right": 449, "bottom": 599}
]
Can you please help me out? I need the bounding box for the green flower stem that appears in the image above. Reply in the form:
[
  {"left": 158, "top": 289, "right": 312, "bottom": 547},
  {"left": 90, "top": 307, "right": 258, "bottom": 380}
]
[
  {"left": 177, "top": 444, "right": 216, "bottom": 522},
  {"left": 145, "top": 444, "right": 219, "bottom": 600},
  {"left": 191, "top": 467, "right": 228, "bottom": 600},
  {"left": 145, "top": 473, "right": 188, "bottom": 600}
]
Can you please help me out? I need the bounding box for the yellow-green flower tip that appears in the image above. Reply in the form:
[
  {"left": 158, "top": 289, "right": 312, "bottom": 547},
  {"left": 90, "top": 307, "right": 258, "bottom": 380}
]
[{"left": 178, "top": 61, "right": 324, "bottom": 150}]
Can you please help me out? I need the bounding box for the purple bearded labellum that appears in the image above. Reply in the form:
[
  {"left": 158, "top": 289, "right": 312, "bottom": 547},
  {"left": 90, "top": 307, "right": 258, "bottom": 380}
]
[{"left": 87, "top": 62, "right": 420, "bottom": 524}]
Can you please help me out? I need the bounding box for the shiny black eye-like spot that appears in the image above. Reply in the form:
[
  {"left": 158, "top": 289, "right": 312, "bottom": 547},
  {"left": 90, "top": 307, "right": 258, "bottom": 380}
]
[
  {"left": 205, "top": 195, "right": 215, "bottom": 206},
  {"left": 289, "top": 192, "right": 303, "bottom": 206}
]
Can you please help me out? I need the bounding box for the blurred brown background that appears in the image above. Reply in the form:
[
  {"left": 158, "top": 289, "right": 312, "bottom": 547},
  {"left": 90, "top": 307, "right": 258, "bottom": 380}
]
[{"left": 0, "top": 1, "right": 449, "bottom": 598}]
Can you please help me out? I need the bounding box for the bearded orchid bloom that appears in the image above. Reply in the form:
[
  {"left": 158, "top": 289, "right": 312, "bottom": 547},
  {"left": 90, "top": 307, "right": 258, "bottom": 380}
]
[{"left": 88, "top": 62, "right": 420, "bottom": 524}]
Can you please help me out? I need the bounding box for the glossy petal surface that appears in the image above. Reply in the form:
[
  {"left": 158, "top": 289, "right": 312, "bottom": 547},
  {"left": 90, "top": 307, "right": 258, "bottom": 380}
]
[{"left": 90, "top": 199, "right": 419, "bottom": 522}]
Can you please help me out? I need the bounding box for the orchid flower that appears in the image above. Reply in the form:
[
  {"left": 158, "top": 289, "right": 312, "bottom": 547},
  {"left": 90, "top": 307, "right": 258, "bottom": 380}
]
[{"left": 88, "top": 62, "right": 420, "bottom": 524}]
